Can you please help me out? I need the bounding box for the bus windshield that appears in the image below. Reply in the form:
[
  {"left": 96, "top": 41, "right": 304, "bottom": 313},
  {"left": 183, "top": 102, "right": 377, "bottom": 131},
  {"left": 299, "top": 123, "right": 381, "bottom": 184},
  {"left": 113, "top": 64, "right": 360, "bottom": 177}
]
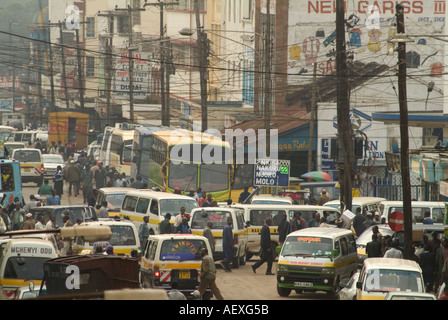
[
  {"left": 168, "top": 162, "right": 198, "bottom": 191},
  {"left": 200, "top": 164, "right": 229, "bottom": 192}
]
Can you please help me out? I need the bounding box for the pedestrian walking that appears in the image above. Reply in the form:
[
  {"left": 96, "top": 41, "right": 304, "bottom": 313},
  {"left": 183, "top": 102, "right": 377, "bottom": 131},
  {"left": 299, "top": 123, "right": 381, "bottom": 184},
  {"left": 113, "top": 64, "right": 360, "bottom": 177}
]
[
  {"left": 64, "top": 160, "right": 81, "bottom": 197},
  {"left": 38, "top": 179, "right": 53, "bottom": 196},
  {"left": 81, "top": 164, "right": 93, "bottom": 204},
  {"left": 92, "top": 162, "right": 107, "bottom": 189},
  {"left": 252, "top": 217, "right": 274, "bottom": 275},
  {"left": 203, "top": 221, "right": 215, "bottom": 253},
  {"left": 11, "top": 202, "right": 24, "bottom": 230},
  {"left": 159, "top": 213, "right": 173, "bottom": 234},
  {"left": 53, "top": 165, "right": 64, "bottom": 197},
  {"left": 46, "top": 190, "right": 61, "bottom": 205},
  {"left": 98, "top": 201, "right": 109, "bottom": 218},
  {"left": 197, "top": 247, "right": 224, "bottom": 300},
  {"left": 221, "top": 216, "right": 234, "bottom": 272},
  {"left": 22, "top": 213, "right": 35, "bottom": 230},
  {"left": 353, "top": 207, "right": 366, "bottom": 236},
  {"left": 35, "top": 214, "right": 46, "bottom": 230},
  {"left": 139, "top": 216, "right": 150, "bottom": 251},
  {"left": 0, "top": 208, "right": 11, "bottom": 232},
  {"left": 238, "top": 187, "right": 251, "bottom": 204},
  {"left": 176, "top": 217, "right": 191, "bottom": 234},
  {"left": 419, "top": 244, "right": 436, "bottom": 292},
  {"left": 317, "top": 189, "right": 331, "bottom": 205},
  {"left": 278, "top": 213, "right": 290, "bottom": 246},
  {"left": 61, "top": 213, "right": 73, "bottom": 256},
  {"left": 383, "top": 238, "right": 403, "bottom": 259},
  {"left": 366, "top": 234, "right": 382, "bottom": 258}
]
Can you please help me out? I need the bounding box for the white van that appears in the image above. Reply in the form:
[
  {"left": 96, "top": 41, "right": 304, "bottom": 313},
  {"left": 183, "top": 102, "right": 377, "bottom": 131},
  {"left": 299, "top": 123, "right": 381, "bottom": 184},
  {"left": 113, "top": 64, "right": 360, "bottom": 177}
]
[
  {"left": 356, "top": 258, "right": 425, "bottom": 300},
  {"left": 72, "top": 219, "right": 141, "bottom": 256},
  {"left": 232, "top": 204, "right": 341, "bottom": 259},
  {"left": 8, "top": 130, "right": 48, "bottom": 146},
  {"left": 140, "top": 233, "right": 213, "bottom": 299},
  {"left": 276, "top": 228, "right": 358, "bottom": 297},
  {"left": 190, "top": 207, "right": 248, "bottom": 267},
  {"left": 96, "top": 187, "right": 131, "bottom": 215},
  {"left": 379, "top": 201, "right": 446, "bottom": 224},
  {"left": 11, "top": 148, "right": 45, "bottom": 186},
  {"left": 0, "top": 238, "right": 58, "bottom": 299},
  {"left": 250, "top": 194, "right": 293, "bottom": 205},
  {"left": 120, "top": 190, "right": 199, "bottom": 234},
  {"left": 324, "top": 197, "right": 386, "bottom": 215}
]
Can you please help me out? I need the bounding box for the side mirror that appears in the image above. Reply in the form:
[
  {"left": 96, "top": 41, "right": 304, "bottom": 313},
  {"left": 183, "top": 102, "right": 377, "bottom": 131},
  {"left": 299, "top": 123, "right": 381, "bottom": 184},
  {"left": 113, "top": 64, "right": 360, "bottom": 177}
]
[
  {"left": 276, "top": 246, "right": 282, "bottom": 254},
  {"left": 356, "top": 281, "right": 362, "bottom": 289},
  {"left": 245, "top": 221, "right": 251, "bottom": 227}
]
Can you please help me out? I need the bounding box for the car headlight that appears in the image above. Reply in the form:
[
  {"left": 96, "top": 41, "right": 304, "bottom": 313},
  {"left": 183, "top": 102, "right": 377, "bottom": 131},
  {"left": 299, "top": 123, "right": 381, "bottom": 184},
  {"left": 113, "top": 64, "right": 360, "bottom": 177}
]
[
  {"left": 321, "top": 268, "right": 335, "bottom": 275},
  {"left": 277, "top": 265, "right": 289, "bottom": 273}
]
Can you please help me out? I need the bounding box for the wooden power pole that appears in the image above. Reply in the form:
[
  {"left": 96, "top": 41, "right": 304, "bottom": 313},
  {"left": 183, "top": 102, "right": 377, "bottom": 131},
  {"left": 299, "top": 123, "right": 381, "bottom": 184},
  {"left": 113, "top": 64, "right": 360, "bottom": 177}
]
[
  {"left": 396, "top": 4, "right": 413, "bottom": 260},
  {"left": 336, "top": 0, "right": 353, "bottom": 212}
]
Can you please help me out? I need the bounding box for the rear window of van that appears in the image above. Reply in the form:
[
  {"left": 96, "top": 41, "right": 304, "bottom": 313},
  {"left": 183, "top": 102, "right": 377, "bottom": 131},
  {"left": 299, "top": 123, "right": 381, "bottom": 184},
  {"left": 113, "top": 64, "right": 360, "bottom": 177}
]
[{"left": 13, "top": 150, "right": 41, "bottom": 162}]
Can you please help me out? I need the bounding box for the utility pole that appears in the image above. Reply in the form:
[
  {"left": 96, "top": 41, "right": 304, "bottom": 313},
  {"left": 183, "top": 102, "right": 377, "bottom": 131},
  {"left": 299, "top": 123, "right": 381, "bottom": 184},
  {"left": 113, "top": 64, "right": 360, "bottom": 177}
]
[
  {"left": 47, "top": 24, "right": 56, "bottom": 112},
  {"left": 98, "top": 11, "right": 114, "bottom": 125},
  {"left": 50, "top": 21, "right": 70, "bottom": 109},
  {"left": 308, "top": 63, "right": 317, "bottom": 172},
  {"left": 115, "top": 5, "right": 145, "bottom": 123},
  {"left": 144, "top": 1, "right": 178, "bottom": 127},
  {"left": 336, "top": 0, "right": 353, "bottom": 211},
  {"left": 75, "top": 27, "right": 85, "bottom": 109},
  {"left": 396, "top": 4, "right": 413, "bottom": 260},
  {"left": 263, "top": 0, "right": 272, "bottom": 155},
  {"left": 9, "top": 21, "right": 15, "bottom": 113},
  {"left": 195, "top": 0, "right": 209, "bottom": 132}
]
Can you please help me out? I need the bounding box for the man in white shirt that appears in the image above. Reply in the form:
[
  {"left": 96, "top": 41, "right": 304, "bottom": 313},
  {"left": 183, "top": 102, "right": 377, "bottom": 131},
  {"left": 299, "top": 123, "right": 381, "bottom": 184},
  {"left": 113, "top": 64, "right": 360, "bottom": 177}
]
[
  {"left": 383, "top": 239, "right": 403, "bottom": 259},
  {"left": 35, "top": 215, "right": 46, "bottom": 230}
]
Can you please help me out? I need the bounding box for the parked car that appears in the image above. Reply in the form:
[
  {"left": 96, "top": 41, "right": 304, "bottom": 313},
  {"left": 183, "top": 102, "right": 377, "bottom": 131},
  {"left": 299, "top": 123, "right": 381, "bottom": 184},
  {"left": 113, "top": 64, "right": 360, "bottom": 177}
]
[
  {"left": 339, "top": 272, "right": 359, "bottom": 300},
  {"left": 42, "top": 154, "right": 65, "bottom": 177}
]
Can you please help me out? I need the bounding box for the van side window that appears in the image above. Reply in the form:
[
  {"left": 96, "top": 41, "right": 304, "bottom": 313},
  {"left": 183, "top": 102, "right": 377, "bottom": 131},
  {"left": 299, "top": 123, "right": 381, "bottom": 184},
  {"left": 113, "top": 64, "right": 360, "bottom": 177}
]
[
  {"left": 347, "top": 234, "right": 356, "bottom": 253},
  {"left": 433, "top": 208, "right": 444, "bottom": 224},
  {"left": 144, "top": 240, "right": 152, "bottom": 259},
  {"left": 122, "top": 196, "right": 138, "bottom": 212},
  {"left": 334, "top": 240, "right": 341, "bottom": 257},
  {"left": 136, "top": 198, "right": 150, "bottom": 214},
  {"left": 149, "top": 241, "right": 158, "bottom": 260},
  {"left": 150, "top": 200, "right": 159, "bottom": 215},
  {"left": 340, "top": 237, "right": 348, "bottom": 256}
]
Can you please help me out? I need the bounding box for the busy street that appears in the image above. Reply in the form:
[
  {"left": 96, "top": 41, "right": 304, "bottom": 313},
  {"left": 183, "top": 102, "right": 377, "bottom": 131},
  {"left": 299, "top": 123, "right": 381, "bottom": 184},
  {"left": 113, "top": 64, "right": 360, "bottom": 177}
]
[{"left": 1, "top": 0, "right": 448, "bottom": 308}]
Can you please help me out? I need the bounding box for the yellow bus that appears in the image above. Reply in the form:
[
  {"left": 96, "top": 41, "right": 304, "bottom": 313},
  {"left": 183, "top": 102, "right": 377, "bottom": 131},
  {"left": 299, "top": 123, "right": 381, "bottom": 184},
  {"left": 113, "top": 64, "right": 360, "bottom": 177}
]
[
  {"left": 147, "top": 130, "right": 232, "bottom": 201},
  {"left": 100, "top": 125, "right": 136, "bottom": 176}
]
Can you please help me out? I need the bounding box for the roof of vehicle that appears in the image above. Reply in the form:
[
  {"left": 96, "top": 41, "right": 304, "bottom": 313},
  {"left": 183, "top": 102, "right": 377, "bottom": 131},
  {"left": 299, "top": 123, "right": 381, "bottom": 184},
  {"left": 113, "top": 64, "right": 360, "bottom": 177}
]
[
  {"left": 12, "top": 148, "right": 42, "bottom": 153},
  {"left": 287, "top": 227, "right": 354, "bottom": 238},
  {"left": 148, "top": 233, "right": 209, "bottom": 242},
  {"left": 231, "top": 204, "right": 340, "bottom": 212},
  {"left": 80, "top": 219, "right": 136, "bottom": 228},
  {"left": 324, "top": 197, "right": 386, "bottom": 205},
  {"left": 42, "top": 154, "right": 63, "bottom": 158},
  {"left": 363, "top": 258, "right": 422, "bottom": 272},
  {"left": 31, "top": 205, "right": 90, "bottom": 212},
  {"left": 123, "top": 190, "right": 198, "bottom": 201},
  {"left": 251, "top": 194, "right": 292, "bottom": 201},
  {"left": 4, "top": 142, "right": 26, "bottom": 145},
  {"left": 99, "top": 187, "right": 133, "bottom": 194},
  {"left": 379, "top": 200, "right": 446, "bottom": 206}
]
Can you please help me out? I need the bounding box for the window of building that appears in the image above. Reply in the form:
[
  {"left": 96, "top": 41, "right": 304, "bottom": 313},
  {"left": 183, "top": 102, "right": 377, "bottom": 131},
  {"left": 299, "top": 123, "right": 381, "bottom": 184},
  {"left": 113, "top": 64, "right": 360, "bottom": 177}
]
[
  {"left": 86, "top": 56, "right": 95, "bottom": 77},
  {"left": 86, "top": 17, "right": 95, "bottom": 37}
]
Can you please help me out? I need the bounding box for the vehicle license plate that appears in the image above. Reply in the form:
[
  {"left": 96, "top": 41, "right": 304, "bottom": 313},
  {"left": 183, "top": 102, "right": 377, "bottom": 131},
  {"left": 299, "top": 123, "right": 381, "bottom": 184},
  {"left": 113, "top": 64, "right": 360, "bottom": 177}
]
[
  {"left": 179, "top": 271, "right": 190, "bottom": 279},
  {"left": 294, "top": 282, "right": 313, "bottom": 288}
]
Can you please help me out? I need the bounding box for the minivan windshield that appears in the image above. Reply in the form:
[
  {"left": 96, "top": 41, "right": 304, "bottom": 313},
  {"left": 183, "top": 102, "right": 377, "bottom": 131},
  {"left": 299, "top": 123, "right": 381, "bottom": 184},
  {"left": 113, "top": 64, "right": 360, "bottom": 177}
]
[
  {"left": 191, "top": 210, "right": 231, "bottom": 229},
  {"left": 13, "top": 150, "right": 41, "bottom": 162},
  {"left": 282, "top": 236, "right": 333, "bottom": 257},
  {"left": 160, "top": 239, "right": 208, "bottom": 261},
  {"left": 364, "top": 269, "right": 424, "bottom": 293}
]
